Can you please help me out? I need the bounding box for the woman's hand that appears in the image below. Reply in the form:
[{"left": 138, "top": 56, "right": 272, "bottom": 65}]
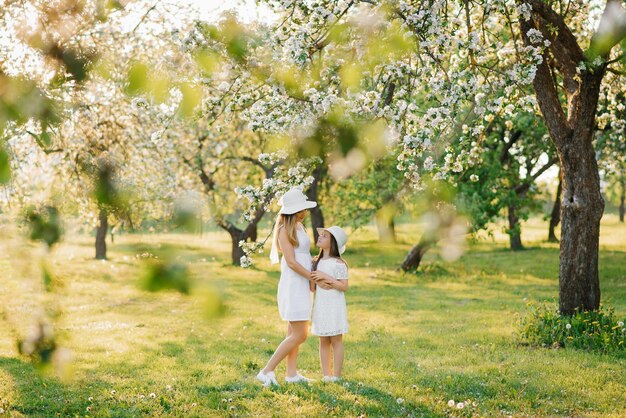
[
  {"left": 311, "top": 271, "right": 332, "bottom": 282},
  {"left": 317, "top": 279, "right": 334, "bottom": 290}
]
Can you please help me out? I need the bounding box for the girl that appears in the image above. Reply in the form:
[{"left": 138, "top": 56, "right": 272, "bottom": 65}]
[
  {"left": 310, "top": 226, "right": 349, "bottom": 383},
  {"left": 256, "top": 188, "right": 317, "bottom": 386}
]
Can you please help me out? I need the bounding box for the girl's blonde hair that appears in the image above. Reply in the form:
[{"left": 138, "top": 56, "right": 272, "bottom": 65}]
[{"left": 272, "top": 212, "right": 301, "bottom": 251}]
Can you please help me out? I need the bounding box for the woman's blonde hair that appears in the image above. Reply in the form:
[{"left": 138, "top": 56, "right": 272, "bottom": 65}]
[{"left": 272, "top": 212, "right": 301, "bottom": 251}]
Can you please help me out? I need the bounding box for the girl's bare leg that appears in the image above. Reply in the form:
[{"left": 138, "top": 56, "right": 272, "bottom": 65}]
[
  {"left": 318, "top": 336, "right": 332, "bottom": 376},
  {"left": 330, "top": 334, "right": 344, "bottom": 377},
  {"left": 262, "top": 321, "right": 308, "bottom": 377}
]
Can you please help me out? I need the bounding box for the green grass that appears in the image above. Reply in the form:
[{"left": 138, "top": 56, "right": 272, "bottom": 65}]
[{"left": 0, "top": 216, "right": 625, "bottom": 417}]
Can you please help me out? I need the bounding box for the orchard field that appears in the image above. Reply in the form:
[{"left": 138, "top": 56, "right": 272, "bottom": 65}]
[
  {"left": 2, "top": 1, "right": 626, "bottom": 417},
  {"left": 1, "top": 216, "right": 624, "bottom": 417}
]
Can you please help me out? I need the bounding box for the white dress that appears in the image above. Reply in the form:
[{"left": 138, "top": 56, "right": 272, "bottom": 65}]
[
  {"left": 277, "top": 224, "right": 313, "bottom": 321},
  {"left": 311, "top": 258, "right": 349, "bottom": 336}
]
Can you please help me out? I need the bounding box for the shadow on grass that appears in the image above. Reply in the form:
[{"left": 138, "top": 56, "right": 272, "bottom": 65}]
[
  {"left": 193, "top": 378, "right": 439, "bottom": 417},
  {"left": 144, "top": 336, "right": 438, "bottom": 415},
  {"left": 0, "top": 357, "right": 96, "bottom": 416}
]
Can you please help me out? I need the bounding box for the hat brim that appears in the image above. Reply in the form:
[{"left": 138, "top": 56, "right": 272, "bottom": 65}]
[
  {"left": 280, "top": 200, "right": 317, "bottom": 215},
  {"left": 316, "top": 228, "right": 347, "bottom": 254}
]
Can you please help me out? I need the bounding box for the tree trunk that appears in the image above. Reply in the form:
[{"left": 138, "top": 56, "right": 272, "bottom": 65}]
[
  {"left": 306, "top": 164, "right": 326, "bottom": 242},
  {"left": 400, "top": 234, "right": 436, "bottom": 271},
  {"left": 531, "top": 63, "right": 605, "bottom": 314},
  {"left": 520, "top": 5, "right": 609, "bottom": 314},
  {"left": 558, "top": 137, "right": 604, "bottom": 314},
  {"left": 230, "top": 230, "right": 245, "bottom": 265},
  {"left": 95, "top": 208, "right": 108, "bottom": 260},
  {"left": 249, "top": 225, "right": 258, "bottom": 242},
  {"left": 376, "top": 209, "right": 396, "bottom": 243},
  {"left": 548, "top": 174, "right": 562, "bottom": 242},
  {"left": 219, "top": 214, "right": 264, "bottom": 266},
  {"left": 507, "top": 203, "right": 524, "bottom": 251}
]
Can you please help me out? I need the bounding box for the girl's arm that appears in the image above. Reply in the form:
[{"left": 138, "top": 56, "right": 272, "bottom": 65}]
[
  {"left": 311, "top": 265, "right": 349, "bottom": 291},
  {"left": 330, "top": 261, "right": 349, "bottom": 292},
  {"left": 278, "top": 228, "right": 313, "bottom": 280},
  {"left": 325, "top": 278, "right": 348, "bottom": 292}
]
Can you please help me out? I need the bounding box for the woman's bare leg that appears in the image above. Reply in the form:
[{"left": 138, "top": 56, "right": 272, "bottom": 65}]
[
  {"left": 330, "top": 334, "right": 344, "bottom": 377},
  {"left": 262, "top": 321, "right": 308, "bottom": 377},
  {"left": 319, "top": 336, "right": 332, "bottom": 376},
  {"left": 286, "top": 322, "right": 300, "bottom": 377}
]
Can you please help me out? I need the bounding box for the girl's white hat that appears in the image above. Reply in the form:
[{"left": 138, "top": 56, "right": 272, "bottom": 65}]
[
  {"left": 279, "top": 188, "right": 317, "bottom": 214},
  {"left": 316, "top": 226, "right": 348, "bottom": 254}
]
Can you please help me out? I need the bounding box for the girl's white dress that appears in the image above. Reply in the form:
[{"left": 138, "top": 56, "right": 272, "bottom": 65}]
[
  {"left": 277, "top": 224, "right": 313, "bottom": 321},
  {"left": 311, "top": 258, "right": 349, "bottom": 336}
]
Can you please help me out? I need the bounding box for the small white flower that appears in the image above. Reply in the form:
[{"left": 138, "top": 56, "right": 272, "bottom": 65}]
[
  {"left": 149, "top": 393, "right": 156, "bottom": 399},
  {"left": 88, "top": 396, "right": 94, "bottom": 401},
  {"left": 526, "top": 28, "right": 543, "bottom": 44},
  {"left": 619, "top": 321, "right": 624, "bottom": 327},
  {"left": 110, "top": 390, "right": 116, "bottom": 395},
  {"left": 191, "top": 402, "right": 197, "bottom": 407},
  {"left": 457, "top": 402, "right": 465, "bottom": 409},
  {"left": 86, "top": 406, "right": 91, "bottom": 412},
  {"left": 448, "top": 399, "right": 455, "bottom": 407},
  {"left": 470, "top": 174, "right": 479, "bottom": 182},
  {"left": 566, "top": 323, "right": 571, "bottom": 330},
  {"left": 396, "top": 398, "right": 404, "bottom": 404},
  {"left": 166, "top": 385, "right": 172, "bottom": 391}
]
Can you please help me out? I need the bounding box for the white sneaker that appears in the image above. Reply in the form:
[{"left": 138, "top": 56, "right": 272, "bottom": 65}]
[
  {"left": 256, "top": 370, "right": 279, "bottom": 387},
  {"left": 322, "top": 376, "right": 340, "bottom": 383},
  {"left": 285, "top": 372, "right": 313, "bottom": 384}
]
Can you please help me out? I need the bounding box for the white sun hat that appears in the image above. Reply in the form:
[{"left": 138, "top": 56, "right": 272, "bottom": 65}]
[
  {"left": 278, "top": 187, "right": 317, "bottom": 214},
  {"left": 316, "top": 226, "right": 348, "bottom": 254}
]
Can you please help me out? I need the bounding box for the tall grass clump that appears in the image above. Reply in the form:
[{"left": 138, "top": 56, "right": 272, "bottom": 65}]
[{"left": 520, "top": 303, "right": 626, "bottom": 353}]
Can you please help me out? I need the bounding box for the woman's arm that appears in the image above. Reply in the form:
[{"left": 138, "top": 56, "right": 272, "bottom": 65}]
[
  {"left": 278, "top": 228, "right": 313, "bottom": 280},
  {"left": 310, "top": 280, "right": 316, "bottom": 292}
]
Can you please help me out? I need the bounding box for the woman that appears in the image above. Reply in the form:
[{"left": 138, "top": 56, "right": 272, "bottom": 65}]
[{"left": 256, "top": 188, "right": 317, "bottom": 386}]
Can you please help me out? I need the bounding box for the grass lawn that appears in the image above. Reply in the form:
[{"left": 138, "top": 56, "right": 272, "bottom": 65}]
[{"left": 0, "top": 216, "right": 624, "bottom": 417}]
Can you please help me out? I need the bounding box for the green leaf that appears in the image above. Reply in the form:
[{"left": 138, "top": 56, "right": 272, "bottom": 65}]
[
  {"left": 126, "top": 62, "right": 149, "bottom": 95},
  {"left": 178, "top": 83, "right": 201, "bottom": 118},
  {"left": 0, "top": 146, "right": 10, "bottom": 183},
  {"left": 195, "top": 50, "right": 221, "bottom": 75},
  {"left": 93, "top": 159, "right": 117, "bottom": 206},
  {"left": 141, "top": 260, "right": 191, "bottom": 294},
  {"left": 25, "top": 206, "right": 63, "bottom": 248}
]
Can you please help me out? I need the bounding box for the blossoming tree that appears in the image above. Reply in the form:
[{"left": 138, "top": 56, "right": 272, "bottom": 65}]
[{"left": 206, "top": 0, "right": 626, "bottom": 314}]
